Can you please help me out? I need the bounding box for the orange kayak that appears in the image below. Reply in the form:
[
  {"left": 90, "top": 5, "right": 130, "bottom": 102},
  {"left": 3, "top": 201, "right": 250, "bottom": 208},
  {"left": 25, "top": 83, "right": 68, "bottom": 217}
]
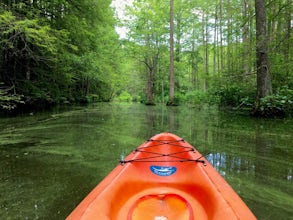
[{"left": 67, "top": 132, "right": 256, "bottom": 220}]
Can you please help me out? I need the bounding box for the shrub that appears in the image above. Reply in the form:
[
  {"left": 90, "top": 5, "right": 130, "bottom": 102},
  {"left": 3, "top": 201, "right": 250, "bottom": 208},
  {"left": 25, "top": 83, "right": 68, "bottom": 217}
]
[
  {"left": 212, "top": 85, "right": 255, "bottom": 108},
  {"left": 117, "top": 91, "right": 132, "bottom": 102},
  {"left": 0, "top": 89, "right": 24, "bottom": 111},
  {"left": 185, "top": 90, "right": 207, "bottom": 105},
  {"left": 256, "top": 86, "right": 293, "bottom": 117}
]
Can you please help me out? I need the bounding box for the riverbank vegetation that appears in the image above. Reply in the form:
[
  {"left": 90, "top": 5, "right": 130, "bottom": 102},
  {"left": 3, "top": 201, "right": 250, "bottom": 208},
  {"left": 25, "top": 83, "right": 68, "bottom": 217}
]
[
  {"left": 0, "top": 0, "right": 123, "bottom": 113},
  {"left": 0, "top": 0, "right": 292, "bottom": 117}
]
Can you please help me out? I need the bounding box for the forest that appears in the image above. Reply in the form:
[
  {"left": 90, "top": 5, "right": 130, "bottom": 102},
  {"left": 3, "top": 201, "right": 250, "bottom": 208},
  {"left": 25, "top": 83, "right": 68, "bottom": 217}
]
[{"left": 0, "top": 0, "right": 292, "bottom": 117}]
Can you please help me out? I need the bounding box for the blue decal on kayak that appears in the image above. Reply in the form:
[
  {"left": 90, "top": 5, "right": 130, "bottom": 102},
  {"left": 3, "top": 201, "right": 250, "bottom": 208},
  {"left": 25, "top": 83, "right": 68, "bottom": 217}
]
[{"left": 150, "top": 166, "right": 177, "bottom": 176}]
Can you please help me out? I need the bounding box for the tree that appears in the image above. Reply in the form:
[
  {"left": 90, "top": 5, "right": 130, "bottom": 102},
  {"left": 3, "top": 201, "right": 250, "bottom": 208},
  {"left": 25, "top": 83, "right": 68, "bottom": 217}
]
[
  {"left": 255, "top": 0, "right": 272, "bottom": 107},
  {"left": 167, "top": 0, "right": 175, "bottom": 105},
  {"left": 119, "top": 0, "right": 292, "bottom": 115},
  {"left": 241, "top": 0, "right": 252, "bottom": 77},
  {"left": 0, "top": 0, "right": 122, "bottom": 112},
  {"left": 0, "top": 11, "right": 63, "bottom": 93},
  {"left": 126, "top": 0, "right": 169, "bottom": 105},
  {"left": 284, "top": 0, "right": 292, "bottom": 77}
]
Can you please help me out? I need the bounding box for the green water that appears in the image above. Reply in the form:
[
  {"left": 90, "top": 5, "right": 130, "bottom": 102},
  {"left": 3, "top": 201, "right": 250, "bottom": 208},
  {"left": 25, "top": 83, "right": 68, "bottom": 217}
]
[{"left": 0, "top": 103, "right": 292, "bottom": 219}]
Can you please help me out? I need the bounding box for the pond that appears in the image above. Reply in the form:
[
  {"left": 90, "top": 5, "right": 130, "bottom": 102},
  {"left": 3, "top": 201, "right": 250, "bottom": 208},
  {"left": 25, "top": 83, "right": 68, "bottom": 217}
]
[{"left": 0, "top": 102, "right": 292, "bottom": 219}]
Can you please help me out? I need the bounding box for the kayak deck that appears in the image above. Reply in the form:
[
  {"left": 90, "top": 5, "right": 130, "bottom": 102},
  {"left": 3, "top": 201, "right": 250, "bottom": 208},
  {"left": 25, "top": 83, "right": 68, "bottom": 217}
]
[{"left": 67, "top": 133, "right": 256, "bottom": 220}]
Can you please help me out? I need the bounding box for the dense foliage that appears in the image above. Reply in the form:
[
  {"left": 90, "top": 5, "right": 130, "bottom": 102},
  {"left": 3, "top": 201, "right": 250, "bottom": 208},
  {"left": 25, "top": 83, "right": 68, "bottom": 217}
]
[
  {"left": 0, "top": 0, "right": 123, "bottom": 113},
  {"left": 0, "top": 0, "right": 292, "bottom": 117},
  {"left": 119, "top": 0, "right": 292, "bottom": 116}
]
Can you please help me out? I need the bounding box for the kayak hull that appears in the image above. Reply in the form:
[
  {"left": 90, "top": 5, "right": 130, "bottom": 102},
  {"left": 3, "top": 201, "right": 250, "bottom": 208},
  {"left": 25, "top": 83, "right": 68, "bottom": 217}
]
[{"left": 67, "top": 132, "right": 256, "bottom": 220}]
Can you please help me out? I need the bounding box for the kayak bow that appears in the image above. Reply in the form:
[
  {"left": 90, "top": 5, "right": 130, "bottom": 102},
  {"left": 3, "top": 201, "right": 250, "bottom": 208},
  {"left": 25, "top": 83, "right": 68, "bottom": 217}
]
[{"left": 67, "top": 132, "right": 256, "bottom": 220}]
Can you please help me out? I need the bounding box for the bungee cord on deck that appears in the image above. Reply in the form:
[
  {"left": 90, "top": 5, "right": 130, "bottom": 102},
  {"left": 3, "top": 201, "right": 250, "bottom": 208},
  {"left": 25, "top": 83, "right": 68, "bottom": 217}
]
[{"left": 120, "top": 138, "right": 207, "bottom": 165}]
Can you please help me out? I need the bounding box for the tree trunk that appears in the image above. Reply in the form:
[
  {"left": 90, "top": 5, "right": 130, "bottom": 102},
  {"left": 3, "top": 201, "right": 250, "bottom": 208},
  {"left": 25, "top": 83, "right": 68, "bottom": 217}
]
[
  {"left": 213, "top": 4, "right": 218, "bottom": 75},
  {"left": 226, "top": 0, "right": 232, "bottom": 75},
  {"left": 167, "top": 0, "right": 176, "bottom": 106},
  {"left": 255, "top": 0, "right": 272, "bottom": 105},
  {"left": 219, "top": 0, "right": 224, "bottom": 72},
  {"left": 191, "top": 23, "right": 198, "bottom": 90},
  {"left": 175, "top": 13, "right": 181, "bottom": 62},
  {"left": 145, "top": 58, "right": 156, "bottom": 105},
  {"left": 202, "top": 12, "right": 209, "bottom": 91},
  {"left": 242, "top": 0, "right": 251, "bottom": 77},
  {"left": 284, "top": 0, "right": 291, "bottom": 76}
]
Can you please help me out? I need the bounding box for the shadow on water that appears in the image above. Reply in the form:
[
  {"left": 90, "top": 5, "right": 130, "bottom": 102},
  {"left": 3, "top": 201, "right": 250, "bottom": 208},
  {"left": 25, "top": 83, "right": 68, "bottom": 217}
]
[{"left": 0, "top": 103, "right": 292, "bottom": 219}]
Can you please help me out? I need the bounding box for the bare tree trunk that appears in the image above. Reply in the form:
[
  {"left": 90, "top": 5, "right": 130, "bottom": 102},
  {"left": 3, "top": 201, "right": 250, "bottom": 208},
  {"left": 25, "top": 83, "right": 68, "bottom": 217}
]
[
  {"left": 145, "top": 57, "right": 157, "bottom": 105},
  {"left": 167, "top": 0, "right": 176, "bottom": 106},
  {"left": 255, "top": 0, "right": 272, "bottom": 106},
  {"left": 175, "top": 12, "right": 181, "bottom": 62},
  {"left": 242, "top": 0, "right": 251, "bottom": 77},
  {"left": 191, "top": 24, "right": 198, "bottom": 90},
  {"left": 219, "top": 0, "right": 224, "bottom": 72},
  {"left": 226, "top": 0, "right": 232, "bottom": 75},
  {"left": 144, "top": 27, "right": 159, "bottom": 105},
  {"left": 202, "top": 12, "right": 209, "bottom": 91},
  {"left": 213, "top": 4, "right": 218, "bottom": 75},
  {"left": 284, "top": 0, "right": 291, "bottom": 76}
]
